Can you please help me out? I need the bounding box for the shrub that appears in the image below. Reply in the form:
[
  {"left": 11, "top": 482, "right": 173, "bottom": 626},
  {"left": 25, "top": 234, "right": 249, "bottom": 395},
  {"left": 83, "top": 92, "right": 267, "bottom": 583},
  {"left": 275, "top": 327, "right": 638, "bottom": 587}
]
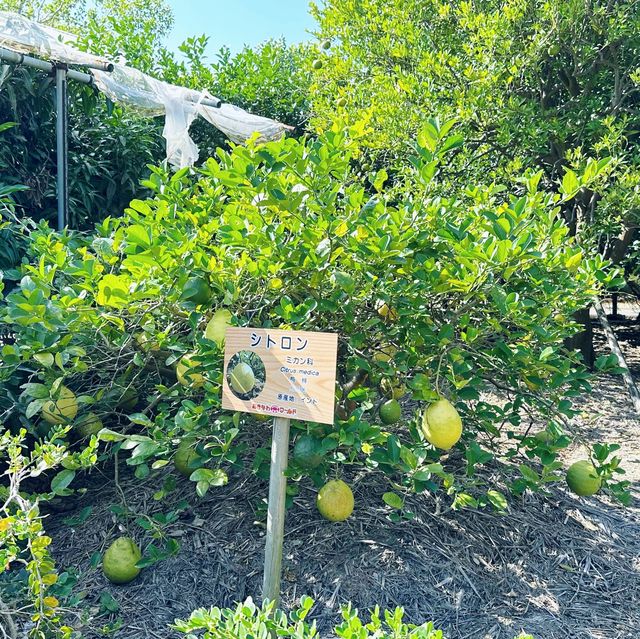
[
  {"left": 173, "top": 596, "right": 444, "bottom": 639},
  {"left": 174, "top": 596, "right": 533, "bottom": 639},
  {"left": 0, "top": 123, "right": 629, "bottom": 631}
]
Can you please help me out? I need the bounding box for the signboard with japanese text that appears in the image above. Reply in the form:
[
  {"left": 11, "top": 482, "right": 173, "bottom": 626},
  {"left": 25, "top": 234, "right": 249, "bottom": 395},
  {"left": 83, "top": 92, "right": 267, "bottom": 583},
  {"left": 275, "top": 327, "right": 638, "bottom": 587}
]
[{"left": 221, "top": 327, "right": 338, "bottom": 424}]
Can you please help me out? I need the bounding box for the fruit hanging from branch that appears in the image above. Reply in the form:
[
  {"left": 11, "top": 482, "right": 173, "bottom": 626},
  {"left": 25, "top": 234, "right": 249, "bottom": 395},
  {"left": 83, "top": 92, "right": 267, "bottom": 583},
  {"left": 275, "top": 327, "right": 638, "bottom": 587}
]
[{"left": 421, "top": 398, "right": 463, "bottom": 450}]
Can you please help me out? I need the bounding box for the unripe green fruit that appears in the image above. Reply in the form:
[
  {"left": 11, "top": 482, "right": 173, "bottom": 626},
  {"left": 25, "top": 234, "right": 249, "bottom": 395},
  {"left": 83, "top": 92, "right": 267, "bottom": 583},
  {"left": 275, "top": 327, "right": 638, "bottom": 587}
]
[
  {"left": 174, "top": 441, "right": 203, "bottom": 477},
  {"left": 566, "top": 460, "right": 601, "bottom": 496},
  {"left": 293, "top": 434, "right": 323, "bottom": 469},
  {"left": 379, "top": 399, "right": 401, "bottom": 425},
  {"left": 181, "top": 276, "right": 212, "bottom": 306},
  {"left": 312, "top": 59, "right": 323, "bottom": 70},
  {"left": 321, "top": 40, "right": 332, "bottom": 50}
]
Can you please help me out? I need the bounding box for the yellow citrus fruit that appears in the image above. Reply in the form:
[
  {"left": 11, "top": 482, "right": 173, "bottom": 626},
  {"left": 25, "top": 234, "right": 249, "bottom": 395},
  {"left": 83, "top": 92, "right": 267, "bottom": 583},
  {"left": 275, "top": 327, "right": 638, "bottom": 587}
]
[
  {"left": 421, "top": 398, "right": 462, "bottom": 450},
  {"left": 379, "top": 399, "right": 401, "bottom": 425},
  {"left": 176, "top": 354, "right": 206, "bottom": 388},
  {"left": 134, "top": 331, "right": 159, "bottom": 352},
  {"left": 174, "top": 441, "right": 202, "bottom": 477},
  {"left": 316, "top": 479, "right": 354, "bottom": 522},
  {"left": 102, "top": 537, "right": 142, "bottom": 584},
  {"left": 204, "top": 309, "right": 232, "bottom": 346},
  {"left": 566, "top": 460, "right": 601, "bottom": 496},
  {"left": 41, "top": 385, "right": 78, "bottom": 425},
  {"left": 229, "top": 362, "right": 255, "bottom": 394},
  {"left": 376, "top": 300, "right": 398, "bottom": 321},
  {"left": 75, "top": 412, "right": 103, "bottom": 438}
]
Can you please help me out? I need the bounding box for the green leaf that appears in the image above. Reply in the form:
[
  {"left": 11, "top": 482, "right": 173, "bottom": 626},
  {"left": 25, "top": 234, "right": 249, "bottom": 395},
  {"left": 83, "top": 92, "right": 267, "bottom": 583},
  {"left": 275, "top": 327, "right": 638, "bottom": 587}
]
[
  {"left": 560, "top": 169, "right": 579, "bottom": 198},
  {"left": 33, "top": 352, "right": 55, "bottom": 368},
  {"left": 382, "top": 491, "right": 404, "bottom": 509},
  {"left": 486, "top": 490, "right": 508, "bottom": 511},
  {"left": 96, "top": 274, "right": 131, "bottom": 308},
  {"left": 51, "top": 469, "right": 76, "bottom": 495},
  {"left": 190, "top": 468, "right": 228, "bottom": 486}
]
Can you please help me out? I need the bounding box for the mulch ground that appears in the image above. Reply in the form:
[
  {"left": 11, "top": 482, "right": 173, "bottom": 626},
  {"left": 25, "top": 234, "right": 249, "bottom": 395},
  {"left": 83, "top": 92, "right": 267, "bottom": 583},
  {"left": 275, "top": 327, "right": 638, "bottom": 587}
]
[{"left": 10, "top": 305, "right": 640, "bottom": 639}]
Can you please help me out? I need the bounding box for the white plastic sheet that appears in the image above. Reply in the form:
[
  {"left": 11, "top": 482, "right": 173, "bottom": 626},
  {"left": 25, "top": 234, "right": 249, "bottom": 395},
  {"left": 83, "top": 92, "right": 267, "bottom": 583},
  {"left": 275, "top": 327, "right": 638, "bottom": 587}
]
[
  {"left": 0, "top": 11, "right": 289, "bottom": 168},
  {"left": 0, "top": 11, "right": 110, "bottom": 68}
]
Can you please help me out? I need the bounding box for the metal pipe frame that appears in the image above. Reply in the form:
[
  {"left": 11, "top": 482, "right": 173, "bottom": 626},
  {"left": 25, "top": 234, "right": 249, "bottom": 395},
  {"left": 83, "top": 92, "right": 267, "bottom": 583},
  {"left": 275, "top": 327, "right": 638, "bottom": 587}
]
[
  {"left": 55, "top": 65, "right": 68, "bottom": 231},
  {"left": 0, "top": 45, "right": 222, "bottom": 230},
  {"left": 0, "top": 46, "right": 94, "bottom": 84}
]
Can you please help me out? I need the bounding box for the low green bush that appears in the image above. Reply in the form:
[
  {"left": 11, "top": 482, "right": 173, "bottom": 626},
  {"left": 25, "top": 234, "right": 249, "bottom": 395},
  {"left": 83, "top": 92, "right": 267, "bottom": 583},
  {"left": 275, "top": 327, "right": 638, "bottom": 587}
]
[{"left": 174, "top": 596, "right": 533, "bottom": 639}]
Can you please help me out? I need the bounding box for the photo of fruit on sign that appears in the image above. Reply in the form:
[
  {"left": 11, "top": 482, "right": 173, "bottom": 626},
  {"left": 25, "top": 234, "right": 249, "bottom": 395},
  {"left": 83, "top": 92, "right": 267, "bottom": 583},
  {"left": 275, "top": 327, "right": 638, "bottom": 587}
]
[{"left": 225, "top": 350, "right": 267, "bottom": 400}]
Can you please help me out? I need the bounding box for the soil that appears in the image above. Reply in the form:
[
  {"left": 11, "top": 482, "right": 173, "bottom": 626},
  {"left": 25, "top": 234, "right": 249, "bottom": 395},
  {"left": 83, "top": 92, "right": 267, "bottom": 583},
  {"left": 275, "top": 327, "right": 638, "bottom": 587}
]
[{"left": 7, "top": 305, "right": 640, "bottom": 639}]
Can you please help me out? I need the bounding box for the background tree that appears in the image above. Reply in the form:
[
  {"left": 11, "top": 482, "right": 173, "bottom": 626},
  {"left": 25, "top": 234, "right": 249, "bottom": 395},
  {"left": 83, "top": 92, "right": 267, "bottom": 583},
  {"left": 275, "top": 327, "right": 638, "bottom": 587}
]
[{"left": 309, "top": 0, "right": 640, "bottom": 271}]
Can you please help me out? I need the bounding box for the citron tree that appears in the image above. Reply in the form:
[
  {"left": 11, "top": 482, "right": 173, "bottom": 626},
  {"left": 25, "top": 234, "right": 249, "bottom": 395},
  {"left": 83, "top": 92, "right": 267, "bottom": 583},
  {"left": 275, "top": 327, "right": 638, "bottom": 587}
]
[
  {"left": 1, "top": 120, "right": 631, "bottom": 633},
  {"left": 1, "top": 123, "right": 628, "bottom": 511},
  {"left": 309, "top": 0, "right": 640, "bottom": 278}
]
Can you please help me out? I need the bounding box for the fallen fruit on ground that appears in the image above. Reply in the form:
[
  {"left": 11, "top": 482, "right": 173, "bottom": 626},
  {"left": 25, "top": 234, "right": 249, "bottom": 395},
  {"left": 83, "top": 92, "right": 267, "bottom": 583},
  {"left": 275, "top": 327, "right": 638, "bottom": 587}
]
[
  {"left": 102, "top": 537, "right": 142, "bottom": 584},
  {"left": 75, "top": 412, "right": 103, "bottom": 438},
  {"left": 379, "top": 399, "right": 401, "bottom": 424},
  {"left": 293, "top": 434, "right": 324, "bottom": 469},
  {"left": 41, "top": 385, "right": 78, "bottom": 425},
  {"left": 174, "top": 440, "right": 203, "bottom": 477},
  {"left": 421, "top": 397, "right": 463, "bottom": 450},
  {"left": 317, "top": 479, "right": 354, "bottom": 521},
  {"left": 181, "top": 276, "right": 212, "bottom": 306},
  {"left": 204, "top": 308, "right": 232, "bottom": 345},
  {"left": 176, "top": 354, "right": 206, "bottom": 388},
  {"left": 229, "top": 362, "right": 255, "bottom": 394},
  {"left": 566, "top": 460, "right": 601, "bottom": 496}
]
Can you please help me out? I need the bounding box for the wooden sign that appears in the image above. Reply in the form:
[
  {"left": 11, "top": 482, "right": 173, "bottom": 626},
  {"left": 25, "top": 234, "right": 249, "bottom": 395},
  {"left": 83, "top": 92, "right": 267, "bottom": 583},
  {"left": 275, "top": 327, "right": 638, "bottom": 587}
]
[{"left": 221, "top": 327, "right": 338, "bottom": 425}]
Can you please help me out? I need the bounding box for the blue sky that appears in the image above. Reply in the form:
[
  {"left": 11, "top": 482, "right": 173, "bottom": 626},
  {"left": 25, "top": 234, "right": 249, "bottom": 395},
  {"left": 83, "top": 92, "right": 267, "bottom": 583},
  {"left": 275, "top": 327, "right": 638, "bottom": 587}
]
[{"left": 165, "top": 0, "right": 318, "bottom": 59}]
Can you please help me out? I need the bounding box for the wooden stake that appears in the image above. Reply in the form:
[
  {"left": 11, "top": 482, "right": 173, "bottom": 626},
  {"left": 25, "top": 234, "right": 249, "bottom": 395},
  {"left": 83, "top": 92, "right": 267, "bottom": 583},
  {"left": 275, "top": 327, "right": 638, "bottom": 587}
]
[
  {"left": 262, "top": 416, "right": 291, "bottom": 608},
  {"left": 593, "top": 296, "right": 640, "bottom": 415}
]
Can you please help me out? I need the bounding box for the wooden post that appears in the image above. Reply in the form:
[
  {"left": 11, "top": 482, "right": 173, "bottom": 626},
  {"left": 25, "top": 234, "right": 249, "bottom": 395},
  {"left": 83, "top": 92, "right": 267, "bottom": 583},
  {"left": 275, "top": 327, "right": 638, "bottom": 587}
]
[{"left": 262, "top": 416, "right": 291, "bottom": 608}]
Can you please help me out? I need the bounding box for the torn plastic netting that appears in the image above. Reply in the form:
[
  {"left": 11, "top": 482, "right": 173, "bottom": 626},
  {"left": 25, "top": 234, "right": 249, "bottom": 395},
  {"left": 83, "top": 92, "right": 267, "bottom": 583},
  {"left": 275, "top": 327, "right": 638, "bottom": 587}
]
[{"left": 0, "top": 11, "right": 289, "bottom": 168}]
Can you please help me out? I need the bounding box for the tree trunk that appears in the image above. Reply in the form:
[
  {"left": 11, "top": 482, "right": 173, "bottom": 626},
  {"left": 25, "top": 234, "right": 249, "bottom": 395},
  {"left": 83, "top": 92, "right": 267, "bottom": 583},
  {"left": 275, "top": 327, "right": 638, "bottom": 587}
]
[{"left": 564, "top": 307, "right": 594, "bottom": 368}]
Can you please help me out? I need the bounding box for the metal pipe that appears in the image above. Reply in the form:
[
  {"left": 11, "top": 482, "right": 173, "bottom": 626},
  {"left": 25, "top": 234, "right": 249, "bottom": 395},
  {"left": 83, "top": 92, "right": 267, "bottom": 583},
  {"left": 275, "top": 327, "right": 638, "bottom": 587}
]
[
  {"left": 0, "top": 45, "right": 113, "bottom": 72},
  {"left": 0, "top": 46, "right": 94, "bottom": 84},
  {"left": 196, "top": 96, "right": 222, "bottom": 109},
  {"left": 55, "top": 66, "right": 68, "bottom": 231}
]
